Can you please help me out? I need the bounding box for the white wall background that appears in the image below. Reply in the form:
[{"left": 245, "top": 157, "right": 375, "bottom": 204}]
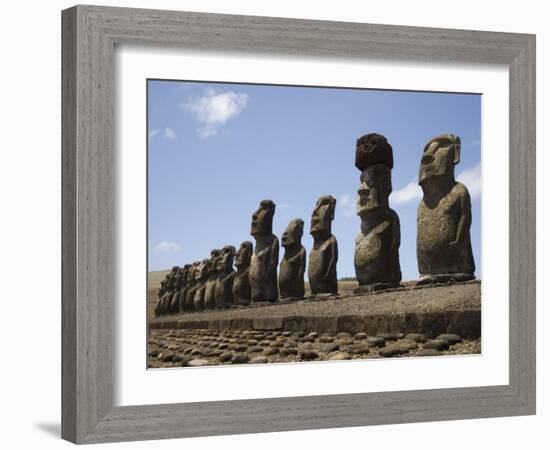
[{"left": 0, "top": 0, "right": 546, "bottom": 448}]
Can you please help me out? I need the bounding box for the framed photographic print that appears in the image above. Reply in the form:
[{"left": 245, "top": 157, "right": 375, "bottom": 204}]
[{"left": 62, "top": 4, "right": 535, "bottom": 444}]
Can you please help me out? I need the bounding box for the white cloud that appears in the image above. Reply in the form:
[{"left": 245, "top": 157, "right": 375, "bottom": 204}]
[
  {"left": 183, "top": 89, "right": 249, "bottom": 139},
  {"left": 148, "top": 129, "right": 159, "bottom": 139},
  {"left": 457, "top": 162, "right": 481, "bottom": 200},
  {"left": 163, "top": 127, "right": 176, "bottom": 140},
  {"left": 391, "top": 181, "right": 422, "bottom": 205},
  {"left": 339, "top": 193, "right": 356, "bottom": 218},
  {"left": 154, "top": 241, "right": 181, "bottom": 253}
]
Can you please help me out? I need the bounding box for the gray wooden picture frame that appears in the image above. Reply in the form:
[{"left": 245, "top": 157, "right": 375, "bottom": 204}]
[{"left": 61, "top": 4, "right": 536, "bottom": 444}]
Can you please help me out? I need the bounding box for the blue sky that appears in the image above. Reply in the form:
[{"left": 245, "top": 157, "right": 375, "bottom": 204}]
[{"left": 148, "top": 80, "right": 481, "bottom": 280}]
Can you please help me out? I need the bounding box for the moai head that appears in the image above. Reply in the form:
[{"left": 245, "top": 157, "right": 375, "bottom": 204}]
[
  {"left": 235, "top": 241, "right": 253, "bottom": 271},
  {"left": 310, "top": 196, "right": 336, "bottom": 239},
  {"left": 196, "top": 259, "right": 211, "bottom": 282},
  {"left": 282, "top": 218, "right": 304, "bottom": 249},
  {"left": 355, "top": 133, "right": 394, "bottom": 171},
  {"left": 251, "top": 200, "right": 276, "bottom": 237},
  {"left": 217, "top": 245, "right": 236, "bottom": 273},
  {"left": 357, "top": 164, "right": 392, "bottom": 217},
  {"left": 209, "top": 249, "right": 221, "bottom": 275},
  {"left": 419, "top": 134, "right": 461, "bottom": 187},
  {"left": 190, "top": 261, "right": 201, "bottom": 282}
]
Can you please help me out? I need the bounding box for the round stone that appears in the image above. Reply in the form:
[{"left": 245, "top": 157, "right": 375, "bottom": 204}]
[
  {"left": 404, "top": 333, "right": 427, "bottom": 343},
  {"left": 187, "top": 359, "right": 210, "bottom": 367},
  {"left": 423, "top": 339, "right": 450, "bottom": 351},
  {"left": 329, "top": 352, "right": 351, "bottom": 361},
  {"left": 249, "top": 346, "right": 263, "bottom": 353},
  {"left": 348, "top": 343, "right": 370, "bottom": 355},
  {"left": 354, "top": 332, "right": 368, "bottom": 340},
  {"left": 436, "top": 334, "right": 463, "bottom": 345},
  {"left": 301, "top": 335, "right": 315, "bottom": 343},
  {"left": 336, "top": 338, "right": 354, "bottom": 346},
  {"left": 263, "top": 347, "right": 279, "bottom": 356},
  {"left": 219, "top": 351, "right": 234, "bottom": 362},
  {"left": 321, "top": 343, "right": 340, "bottom": 353},
  {"left": 319, "top": 335, "right": 334, "bottom": 343},
  {"left": 336, "top": 332, "right": 352, "bottom": 339},
  {"left": 300, "top": 350, "right": 320, "bottom": 361},
  {"left": 366, "top": 337, "right": 386, "bottom": 348},
  {"left": 416, "top": 349, "right": 442, "bottom": 357},
  {"left": 231, "top": 354, "right": 249, "bottom": 364},
  {"left": 280, "top": 347, "right": 298, "bottom": 356},
  {"left": 250, "top": 356, "right": 269, "bottom": 364}
]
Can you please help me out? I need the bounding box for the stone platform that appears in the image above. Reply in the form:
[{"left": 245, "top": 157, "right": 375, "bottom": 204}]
[{"left": 149, "top": 280, "right": 481, "bottom": 339}]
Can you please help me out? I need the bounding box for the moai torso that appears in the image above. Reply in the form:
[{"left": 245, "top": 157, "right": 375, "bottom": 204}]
[
  {"left": 203, "top": 250, "right": 221, "bottom": 310},
  {"left": 233, "top": 241, "right": 253, "bottom": 306},
  {"left": 185, "top": 262, "right": 200, "bottom": 311},
  {"left": 215, "top": 246, "right": 236, "bottom": 308},
  {"left": 177, "top": 264, "right": 191, "bottom": 312},
  {"left": 192, "top": 259, "right": 210, "bottom": 311},
  {"left": 417, "top": 134, "right": 475, "bottom": 279},
  {"left": 308, "top": 196, "right": 338, "bottom": 295},
  {"left": 249, "top": 200, "right": 279, "bottom": 302},
  {"left": 279, "top": 219, "right": 306, "bottom": 299},
  {"left": 353, "top": 134, "right": 401, "bottom": 291}
]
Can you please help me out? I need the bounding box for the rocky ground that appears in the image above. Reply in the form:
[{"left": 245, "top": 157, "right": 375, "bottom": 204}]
[{"left": 148, "top": 328, "right": 481, "bottom": 368}]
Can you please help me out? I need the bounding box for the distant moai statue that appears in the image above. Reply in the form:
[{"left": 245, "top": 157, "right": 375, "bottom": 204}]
[
  {"left": 203, "top": 249, "right": 221, "bottom": 310},
  {"left": 417, "top": 134, "right": 475, "bottom": 283},
  {"left": 279, "top": 218, "right": 306, "bottom": 299},
  {"left": 157, "top": 266, "right": 179, "bottom": 315},
  {"left": 353, "top": 133, "right": 402, "bottom": 292},
  {"left": 177, "top": 264, "right": 192, "bottom": 312},
  {"left": 249, "top": 200, "right": 279, "bottom": 302},
  {"left": 185, "top": 261, "right": 201, "bottom": 311},
  {"left": 193, "top": 259, "right": 211, "bottom": 311},
  {"left": 233, "top": 241, "right": 253, "bottom": 306},
  {"left": 215, "top": 245, "right": 237, "bottom": 308},
  {"left": 170, "top": 267, "right": 188, "bottom": 314},
  {"left": 308, "top": 196, "right": 338, "bottom": 295}
]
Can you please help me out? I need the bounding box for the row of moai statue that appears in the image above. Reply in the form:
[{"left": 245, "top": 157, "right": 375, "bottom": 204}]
[
  {"left": 155, "top": 196, "right": 338, "bottom": 315},
  {"left": 155, "top": 132, "right": 475, "bottom": 315}
]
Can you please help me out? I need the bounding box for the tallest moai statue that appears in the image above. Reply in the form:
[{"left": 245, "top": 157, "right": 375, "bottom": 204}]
[
  {"left": 354, "top": 133, "right": 402, "bottom": 293},
  {"left": 417, "top": 134, "right": 475, "bottom": 283}
]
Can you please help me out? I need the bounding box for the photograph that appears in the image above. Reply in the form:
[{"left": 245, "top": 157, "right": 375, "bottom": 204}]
[{"left": 147, "top": 80, "right": 482, "bottom": 368}]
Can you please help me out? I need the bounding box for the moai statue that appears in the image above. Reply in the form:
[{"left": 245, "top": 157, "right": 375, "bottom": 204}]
[
  {"left": 233, "top": 241, "right": 253, "bottom": 306},
  {"left": 279, "top": 219, "right": 306, "bottom": 299},
  {"left": 249, "top": 200, "right": 279, "bottom": 302},
  {"left": 158, "top": 266, "right": 179, "bottom": 315},
  {"left": 168, "top": 267, "right": 185, "bottom": 314},
  {"left": 193, "top": 259, "right": 211, "bottom": 311},
  {"left": 177, "top": 264, "right": 192, "bottom": 312},
  {"left": 417, "top": 134, "right": 475, "bottom": 283},
  {"left": 308, "top": 196, "right": 338, "bottom": 295},
  {"left": 203, "top": 249, "right": 221, "bottom": 310},
  {"left": 353, "top": 133, "right": 402, "bottom": 292},
  {"left": 215, "top": 245, "right": 236, "bottom": 308},
  {"left": 185, "top": 261, "right": 201, "bottom": 311}
]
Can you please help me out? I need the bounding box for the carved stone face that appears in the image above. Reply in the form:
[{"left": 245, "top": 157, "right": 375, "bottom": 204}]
[
  {"left": 196, "top": 259, "right": 210, "bottom": 281},
  {"left": 310, "top": 195, "right": 336, "bottom": 237},
  {"left": 419, "top": 134, "right": 461, "bottom": 186},
  {"left": 357, "top": 164, "right": 391, "bottom": 215},
  {"left": 235, "top": 241, "right": 253, "bottom": 270},
  {"left": 189, "top": 261, "right": 201, "bottom": 282},
  {"left": 217, "top": 245, "right": 236, "bottom": 272},
  {"left": 209, "top": 249, "right": 221, "bottom": 274},
  {"left": 251, "top": 200, "right": 275, "bottom": 237},
  {"left": 282, "top": 218, "right": 304, "bottom": 248}
]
